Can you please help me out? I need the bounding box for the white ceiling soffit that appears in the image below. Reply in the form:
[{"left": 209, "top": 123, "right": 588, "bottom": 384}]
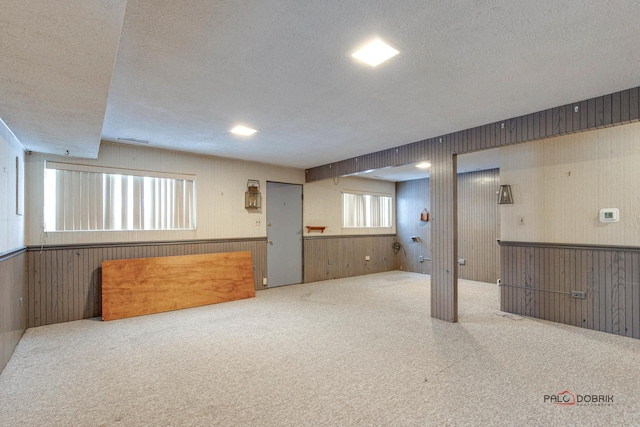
[
  {"left": 4, "top": 2, "right": 640, "bottom": 168},
  {"left": 0, "top": 0, "right": 127, "bottom": 158},
  {"left": 357, "top": 148, "right": 501, "bottom": 182}
]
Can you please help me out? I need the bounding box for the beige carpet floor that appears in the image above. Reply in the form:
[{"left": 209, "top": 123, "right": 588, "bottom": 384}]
[{"left": 1, "top": 271, "right": 639, "bottom": 426}]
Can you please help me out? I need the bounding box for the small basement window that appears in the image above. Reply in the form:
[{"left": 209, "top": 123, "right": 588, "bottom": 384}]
[
  {"left": 44, "top": 162, "right": 196, "bottom": 231},
  {"left": 342, "top": 190, "right": 393, "bottom": 228}
]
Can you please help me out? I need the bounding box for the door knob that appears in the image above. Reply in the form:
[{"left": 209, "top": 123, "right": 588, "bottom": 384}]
[{"left": 268, "top": 240, "right": 273, "bottom": 245}]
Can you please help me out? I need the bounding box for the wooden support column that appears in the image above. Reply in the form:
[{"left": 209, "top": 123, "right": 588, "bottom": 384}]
[{"left": 429, "top": 141, "right": 458, "bottom": 322}]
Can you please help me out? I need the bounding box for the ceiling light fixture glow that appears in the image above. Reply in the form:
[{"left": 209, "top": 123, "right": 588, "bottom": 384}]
[
  {"left": 230, "top": 125, "right": 257, "bottom": 136},
  {"left": 352, "top": 38, "right": 399, "bottom": 67},
  {"left": 415, "top": 162, "right": 431, "bottom": 169},
  {"left": 116, "top": 137, "right": 150, "bottom": 144}
]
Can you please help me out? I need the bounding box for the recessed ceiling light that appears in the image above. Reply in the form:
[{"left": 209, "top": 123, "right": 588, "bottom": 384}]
[
  {"left": 352, "top": 38, "right": 399, "bottom": 67},
  {"left": 230, "top": 125, "right": 257, "bottom": 136},
  {"left": 415, "top": 162, "right": 431, "bottom": 169}
]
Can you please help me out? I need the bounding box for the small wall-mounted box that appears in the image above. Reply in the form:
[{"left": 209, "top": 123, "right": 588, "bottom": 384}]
[
  {"left": 571, "top": 290, "right": 586, "bottom": 299},
  {"left": 599, "top": 208, "right": 620, "bottom": 223}
]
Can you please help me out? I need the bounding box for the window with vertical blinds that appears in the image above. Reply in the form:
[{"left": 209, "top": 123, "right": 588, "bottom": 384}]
[
  {"left": 44, "top": 162, "right": 196, "bottom": 232},
  {"left": 342, "top": 191, "right": 392, "bottom": 228}
]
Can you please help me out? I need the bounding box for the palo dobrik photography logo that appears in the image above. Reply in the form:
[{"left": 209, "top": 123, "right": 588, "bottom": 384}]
[
  {"left": 543, "top": 390, "right": 577, "bottom": 406},
  {"left": 544, "top": 390, "right": 614, "bottom": 407}
]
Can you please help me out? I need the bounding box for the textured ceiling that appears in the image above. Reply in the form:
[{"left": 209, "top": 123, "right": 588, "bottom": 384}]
[
  {"left": 0, "top": 0, "right": 127, "bottom": 158},
  {"left": 2, "top": 1, "right": 640, "bottom": 169}
]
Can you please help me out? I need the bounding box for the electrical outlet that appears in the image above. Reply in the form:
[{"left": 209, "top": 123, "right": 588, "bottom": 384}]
[
  {"left": 571, "top": 290, "right": 586, "bottom": 299},
  {"left": 328, "top": 258, "right": 334, "bottom": 265},
  {"left": 365, "top": 255, "right": 370, "bottom": 261},
  {"left": 255, "top": 219, "right": 261, "bottom": 226},
  {"left": 262, "top": 277, "right": 267, "bottom": 285}
]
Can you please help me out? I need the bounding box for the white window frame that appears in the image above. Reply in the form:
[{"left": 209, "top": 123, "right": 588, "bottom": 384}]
[
  {"left": 342, "top": 190, "right": 393, "bottom": 229},
  {"left": 44, "top": 162, "right": 196, "bottom": 232}
]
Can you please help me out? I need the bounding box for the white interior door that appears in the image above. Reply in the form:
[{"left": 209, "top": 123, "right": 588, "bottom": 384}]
[{"left": 266, "top": 182, "right": 302, "bottom": 287}]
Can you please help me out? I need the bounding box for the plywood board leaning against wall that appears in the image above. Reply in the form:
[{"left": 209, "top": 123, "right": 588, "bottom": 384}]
[{"left": 102, "top": 251, "right": 255, "bottom": 320}]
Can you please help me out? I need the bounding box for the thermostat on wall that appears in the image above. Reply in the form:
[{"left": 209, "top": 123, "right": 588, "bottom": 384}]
[{"left": 599, "top": 208, "right": 619, "bottom": 223}]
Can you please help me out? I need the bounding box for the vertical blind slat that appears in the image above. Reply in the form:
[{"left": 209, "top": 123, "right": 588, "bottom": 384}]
[
  {"left": 342, "top": 192, "right": 392, "bottom": 228},
  {"left": 44, "top": 169, "right": 195, "bottom": 231}
]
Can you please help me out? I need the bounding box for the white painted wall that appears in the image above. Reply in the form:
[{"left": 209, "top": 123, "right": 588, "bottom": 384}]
[
  {"left": 500, "top": 121, "right": 640, "bottom": 246},
  {"left": 0, "top": 120, "right": 25, "bottom": 253},
  {"left": 25, "top": 142, "right": 304, "bottom": 245},
  {"left": 303, "top": 176, "right": 396, "bottom": 236}
]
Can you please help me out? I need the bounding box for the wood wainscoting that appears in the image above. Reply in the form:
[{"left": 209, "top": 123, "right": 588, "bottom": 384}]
[
  {"left": 395, "top": 169, "right": 500, "bottom": 284},
  {"left": 26, "top": 239, "right": 266, "bottom": 327},
  {"left": 304, "top": 235, "right": 397, "bottom": 283},
  {"left": 0, "top": 248, "right": 27, "bottom": 373},
  {"left": 500, "top": 241, "right": 640, "bottom": 338}
]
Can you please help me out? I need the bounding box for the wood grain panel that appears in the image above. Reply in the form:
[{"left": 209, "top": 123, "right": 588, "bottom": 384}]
[
  {"left": 612, "top": 91, "right": 622, "bottom": 125},
  {"left": 631, "top": 253, "right": 638, "bottom": 337},
  {"left": 457, "top": 169, "right": 500, "bottom": 283},
  {"left": 0, "top": 249, "right": 27, "bottom": 373},
  {"left": 500, "top": 242, "right": 640, "bottom": 339},
  {"left": 630, "top": 87, "right": 639, "bottom": 122},
  {"left": 429, "top": 146, "right": 458, "bottom": 322},
  {"left": 620, "top": 90, "right": 630, "bottom": 123},
  {"left": 578, "top": 100, "right": 588, "bottom": 130},
  {"left": 101, "top": 252, "right": 255, "bottom": 321},
  {"left": 395, "top": 178, "right": 431, "bottom": 275},
  {"left": 26, "top": 239, "right": 266, "bottom": 327},
  {"left": 603, "top": 94, "right": 613, "bottom": 127},
  {"left": 552, "top": 106, "right": 564, "bottom": 135},
  {"left": 564, "top": 104, "right": 575, "bottom": 134},
  {"left": 303, "top": 235, "right": 396, "bottom": 283},
  {"left": 396, "top": 169, "right": 499, "bottom": 284}
]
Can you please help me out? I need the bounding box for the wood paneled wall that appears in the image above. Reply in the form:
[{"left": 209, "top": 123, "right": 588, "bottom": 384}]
[
  {"left": 0, "top": 249, "right": 27, "bottom": 373},
  {"left": 457, "top": 169, "right": 500, "bottom": 283},
  {"left": 395, "top": 178, "right": 431, "bottom": 274},
  {"left": 500, "top": 242, "right": 640, "bottom": 338},
  {"left": 430, "top": 147, "right": 458, "bottom": 322},
  {"left": 26, "top": 239, "right": 266, "bottom": 327},
  {"left": 396, "top": 169, "right": 500, "bottom": 283},
  {"left": 306, "top": 85, "right": 640, "bottom": 324},
  {"left": 303, "top": 235, "right": 396, "bottom": 283}
]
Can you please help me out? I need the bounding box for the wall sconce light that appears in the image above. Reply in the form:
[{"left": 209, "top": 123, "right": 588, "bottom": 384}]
[
  {"left": 497, "top": 185, "right": 513, "bottom": 204},
  {"left": 245, "top": 179, "right": 261, "bottom": 210}
]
